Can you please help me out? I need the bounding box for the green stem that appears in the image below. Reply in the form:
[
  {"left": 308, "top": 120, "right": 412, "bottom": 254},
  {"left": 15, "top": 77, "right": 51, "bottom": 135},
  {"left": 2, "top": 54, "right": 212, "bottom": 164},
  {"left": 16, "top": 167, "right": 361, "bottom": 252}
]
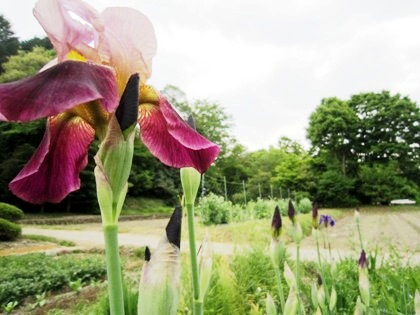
[
  {"left": 315, "top": 232, "right": 331, "bottom": 313},
  {"left": 186, "top": 203, "right": 202, "bottom": 315},
  {"left": 356, "top": 220, "right": 364, "bottom": 251},
  {"left": 103, "top": 224, "right": 125, "bottom": 315},
  {"left": 296, "top": 244, "right": 302, "bottom": 315},
  {"left": 274, "top": 267, "right": 286, "bottom": 312}
]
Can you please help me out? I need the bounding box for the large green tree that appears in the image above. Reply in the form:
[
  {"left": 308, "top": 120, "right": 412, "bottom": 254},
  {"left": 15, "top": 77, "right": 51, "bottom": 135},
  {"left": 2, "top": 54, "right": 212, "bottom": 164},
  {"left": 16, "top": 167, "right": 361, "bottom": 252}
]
[
  {"left": 307, "top": 91, "right": 420, "bottom": 205},
  {"left": 0, "top": 14, "right": 19, "bottom": 73},
  {"left": 348, "top": 91, "right": 420, "bottom": 185}
]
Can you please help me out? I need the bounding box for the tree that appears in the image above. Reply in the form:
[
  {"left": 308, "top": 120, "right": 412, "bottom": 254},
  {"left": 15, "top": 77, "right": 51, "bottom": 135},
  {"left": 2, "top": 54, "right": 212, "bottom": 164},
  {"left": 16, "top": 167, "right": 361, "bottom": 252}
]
[
  {"left": 348, "top": 91, "right": 420, "bottom": 185},
  {"left": 0, "top": 46, "right": 55, "bottom": 83},
  {"left": 0, "top": 14, "right": 19, "bottom": 73},
  {"left": 20, "top": 37, "right": 53, "bottom": 51},
  {"left": 307, "top": 97, "right": 358, "bottom": 176},
  {"left": 306, "top": 91, "right": 420, "bottom": 205}
]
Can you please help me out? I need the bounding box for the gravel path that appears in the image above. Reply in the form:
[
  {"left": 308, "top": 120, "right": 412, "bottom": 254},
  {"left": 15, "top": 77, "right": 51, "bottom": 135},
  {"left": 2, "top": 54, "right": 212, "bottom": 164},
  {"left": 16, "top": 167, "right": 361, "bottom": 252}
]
[{"left": 22, "top": 210, "right": 420, "bottom": 264}]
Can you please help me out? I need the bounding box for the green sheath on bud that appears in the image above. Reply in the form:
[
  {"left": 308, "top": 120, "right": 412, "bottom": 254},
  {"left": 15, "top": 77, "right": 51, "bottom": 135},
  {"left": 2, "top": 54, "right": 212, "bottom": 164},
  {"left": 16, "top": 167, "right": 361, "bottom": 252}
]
[
  {"left": 138, "top": 207, "right": 182, "bottom": 315},
  {"left": 329, "top": 286, "right": 337, "bottom": 311},
  {"left": 198, "top": 234, "right": 213, "bottom": 301},
  {"left": 266, "top": 293, "right": 277, "bottom": 315},
  {"left": 284, "top": 287, "right": 298, "bottom": 315},
  {"left": 358, "top": 250, "right": 370, "bottom": 307},
  {"left": 95, "top": 114, "right": 135, "bottom": 225},
  {"left": 180, "top": 167, "right": 201, "bottom": 206}
]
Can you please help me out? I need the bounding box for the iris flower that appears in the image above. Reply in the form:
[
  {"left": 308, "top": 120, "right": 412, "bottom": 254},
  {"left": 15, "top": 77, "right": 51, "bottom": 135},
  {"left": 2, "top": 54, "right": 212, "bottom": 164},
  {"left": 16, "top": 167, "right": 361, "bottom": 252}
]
[
  {"left": 319, "top": 214, "right": 335, "bottom": 228},
  {"left": 0, "top": 0, "right": 219, "bottom": 204}
]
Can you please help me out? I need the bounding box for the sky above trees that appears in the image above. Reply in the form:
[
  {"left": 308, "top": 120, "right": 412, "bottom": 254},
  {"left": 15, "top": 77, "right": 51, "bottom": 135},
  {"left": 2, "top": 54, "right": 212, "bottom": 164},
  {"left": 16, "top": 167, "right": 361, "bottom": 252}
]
[{"left": 2, "top": 0, "right": 420, "bottom": 150}]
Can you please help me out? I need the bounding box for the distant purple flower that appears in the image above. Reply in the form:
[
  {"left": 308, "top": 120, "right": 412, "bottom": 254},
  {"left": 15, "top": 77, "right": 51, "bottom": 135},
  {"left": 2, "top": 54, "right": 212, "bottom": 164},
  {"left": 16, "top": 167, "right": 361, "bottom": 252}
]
[{"left": 319, "top": 214, "right": 335, "bottom": 228}]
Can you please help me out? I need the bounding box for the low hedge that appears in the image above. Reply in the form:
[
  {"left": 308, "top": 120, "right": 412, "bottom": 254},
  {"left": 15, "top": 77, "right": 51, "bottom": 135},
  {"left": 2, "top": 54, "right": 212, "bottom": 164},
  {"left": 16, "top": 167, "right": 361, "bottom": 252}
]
[
  {"left": 0, "top": 202, "right": 24, "bottom": 222},
  {"left": 0, "top": 218, "right": 21, "bottom": 241}
]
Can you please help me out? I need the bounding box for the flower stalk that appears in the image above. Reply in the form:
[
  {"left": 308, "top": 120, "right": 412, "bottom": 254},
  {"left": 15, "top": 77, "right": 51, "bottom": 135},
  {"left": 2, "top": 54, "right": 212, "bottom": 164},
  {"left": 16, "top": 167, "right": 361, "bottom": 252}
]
[{"left": 181, "top": 167, "right": 203, "bottom": 315}]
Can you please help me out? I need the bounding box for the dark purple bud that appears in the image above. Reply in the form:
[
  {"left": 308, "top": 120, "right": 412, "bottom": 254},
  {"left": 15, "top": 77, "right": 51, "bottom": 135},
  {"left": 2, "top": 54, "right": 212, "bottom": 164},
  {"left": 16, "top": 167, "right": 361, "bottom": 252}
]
[
  {"left": 317, "top": 274, "right": 323, "bottom": 286},
  {"left": 288, "top": 199, "right": 296, "bottom": 223},
  {"left": 312, "top": 202, "right": 318, "bottom": 219},
  {"left": 144, "top": 246, "right": 151, "bottom": 262},
  {"left": 116, "top": 73, "right": 139, "bottom": 131},
  {"left": 330, "top": 219, "right": 335, "bottom": 227},
  {"left": 358, "top": 250, "right": 367, "bottom": 269},
  {"left": 271, "top": 206, "right": 282, "bottom": 238},
  {"left": 166, "top": 206, "right": 182, "bottom": 249}
]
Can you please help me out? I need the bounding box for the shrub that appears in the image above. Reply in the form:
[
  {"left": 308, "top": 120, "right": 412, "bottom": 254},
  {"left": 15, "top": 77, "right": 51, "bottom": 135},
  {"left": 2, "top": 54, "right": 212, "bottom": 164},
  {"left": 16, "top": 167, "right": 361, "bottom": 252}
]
[
  {"left": 297, "top": 197, "right": 312, "bottom": 214},
  {"left": 246, "top": 198, "right": 278, "bottom": 219},
  {"left": 0, "top": 218, "right": 21, "bottom": 241},
  {"left": 197, "top": 193, "right": 232, "bottom": 225},
  {"left": 0, "top": 202, "right": 24, "bottom": 222}
]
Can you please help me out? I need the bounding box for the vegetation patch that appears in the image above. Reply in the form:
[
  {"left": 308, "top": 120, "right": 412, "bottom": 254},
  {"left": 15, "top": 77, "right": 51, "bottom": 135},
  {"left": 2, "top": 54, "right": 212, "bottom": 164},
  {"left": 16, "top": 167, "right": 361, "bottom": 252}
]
[{"left": 0, "top": 252, "right": 106, "bottom": 308}]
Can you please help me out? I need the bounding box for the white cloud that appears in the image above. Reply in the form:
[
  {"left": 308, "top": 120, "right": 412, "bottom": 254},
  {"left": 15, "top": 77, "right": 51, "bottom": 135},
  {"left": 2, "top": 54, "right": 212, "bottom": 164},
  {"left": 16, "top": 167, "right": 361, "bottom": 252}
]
[{"left": 2, "top": 0, "right": 420, "bottom": 151}]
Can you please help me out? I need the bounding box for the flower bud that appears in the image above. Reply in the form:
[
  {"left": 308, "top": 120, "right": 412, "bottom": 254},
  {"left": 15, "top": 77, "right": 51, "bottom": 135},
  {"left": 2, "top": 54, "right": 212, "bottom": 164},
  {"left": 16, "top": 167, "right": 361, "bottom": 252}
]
[
  {"left": 317, "top": 275, "right": 326, "bottom": 307},
  {"left": 354, "top": 296, "right": 364, "bottom": 315},
  {"left": 270, "top": 238, "right": 286, "bottom": 270},
  {"left": 358, "top": 250, "right": 370, "bottom": 307},
  {"left": 95, "top": 113, "right": 135, "bottom": 224},
  {"left": 271, "top": 206, "right": 282, "bottom": 239},
  {"left": 287, "top": 199, "right": 296, "bottom": 224},
  {"left": 311, "top": 282, "right": 318, "bottom": 309},
  {"left": 180, "top": 167, "right": 201, "bottom": 205},
  {"left": 415, "top": 289, "right": 420, "bottom": 315},
  {"left": 284, "top": 262, "right": 297, "bottom": 289},
  {"left": 329, "top": 286, "right": 337, "bottom": 311},
  {"left": 138, "top": 207, "right": 182, "bottom": 315},
  {"left": 284, "top": 287, "right": 298, "bottom": 315},
  {"left": 266, "top": 293, "right": 277, "bottom": 315},
  {"left": 312, "top": 201, "right": 319, "bottom": 229},
  {"left": 198, "top": 234, "right": 213, "bottom": 301},
  {"left": 292, "top": 221, "right": 303, "bottom": 244},
  {"left": 115, "top": 73, "right": 139, "bottom": 134}
]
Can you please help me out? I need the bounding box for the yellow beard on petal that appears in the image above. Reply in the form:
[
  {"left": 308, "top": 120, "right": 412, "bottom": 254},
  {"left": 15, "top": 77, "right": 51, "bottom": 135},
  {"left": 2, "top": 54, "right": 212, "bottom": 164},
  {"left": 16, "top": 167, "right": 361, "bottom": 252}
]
[
  {"left": 139, "top": 85, "right": 160, "bottom": 119},
  {"left": 66, "top": 50, "right": 87, "bottom": 62}
]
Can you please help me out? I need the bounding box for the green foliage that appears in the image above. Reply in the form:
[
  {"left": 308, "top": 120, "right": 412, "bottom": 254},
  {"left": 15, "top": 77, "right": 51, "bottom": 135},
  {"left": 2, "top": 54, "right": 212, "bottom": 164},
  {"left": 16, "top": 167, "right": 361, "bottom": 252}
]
[
  {"left": 317, "top": 169, "right": 358, "bottom": 207},
  {"left": 19, "top": 37, "right": 52, "bottom": 52},
  {"left": 0, "top": 46, "right": 55, "bottom": 83},
  {"left": 0, "top": 218, "right": 21, "bottom": 241},
  {"left": 0, "top": 253, "right": 106, "bottom": 306},
  {"left": 232, "top": 247, "right": 277, "bottom": 312},
  {"left": 0, "top": 202, "right": 24, "bottom": 222},
  {"left": 246, "top": 198, "right": 278, "bottom": 219},
  {"left": 359, "top": 161, "right": 419, "bottom": 204},
  {"left": 197, "top": 193, "right": 232, "bottom": 225},
  {"left": 0, "top": 14, "right": 19, "bottom": 73},
  {"left": 297, "top": 198, "right": 312, "bottom": 214}
]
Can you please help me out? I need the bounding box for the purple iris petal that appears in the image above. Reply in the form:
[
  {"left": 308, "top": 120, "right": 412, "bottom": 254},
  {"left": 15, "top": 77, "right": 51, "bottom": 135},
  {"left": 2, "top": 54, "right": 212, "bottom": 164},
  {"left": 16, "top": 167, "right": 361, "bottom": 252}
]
[
  {"left": 0, "top": 61, "right": 118, "bottom": 122},
  {"left": 9, "top": 115, "right": 95, "bottom": 204},
  {"left": 139, "top": 96, "right": 220, "bottom": 174}
]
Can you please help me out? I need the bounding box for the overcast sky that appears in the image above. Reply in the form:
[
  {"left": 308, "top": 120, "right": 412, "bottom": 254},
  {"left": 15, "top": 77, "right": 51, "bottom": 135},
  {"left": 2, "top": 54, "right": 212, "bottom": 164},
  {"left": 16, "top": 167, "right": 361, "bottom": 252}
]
[{"left": 2, "top": 0, "right": 420, "bottom": 151}]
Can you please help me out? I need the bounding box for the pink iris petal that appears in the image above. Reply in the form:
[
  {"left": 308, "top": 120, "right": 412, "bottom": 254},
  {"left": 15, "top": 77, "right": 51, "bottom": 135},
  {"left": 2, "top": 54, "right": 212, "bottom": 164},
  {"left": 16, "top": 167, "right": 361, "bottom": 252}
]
[
  {"left": 101, "top": 7, "right": 157, "bottom": 87},
  {"left": 34, "top": 0, "right": 104, "bottom": 61},
  {"left": 0, "top": 60, "right": 118, "bottom": 122},
  {"left": 9, "top": 114, "right": 95, "bottom": 204},
  {"left": 139, "top": 97, "right": 220, "bottom": 174}
]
